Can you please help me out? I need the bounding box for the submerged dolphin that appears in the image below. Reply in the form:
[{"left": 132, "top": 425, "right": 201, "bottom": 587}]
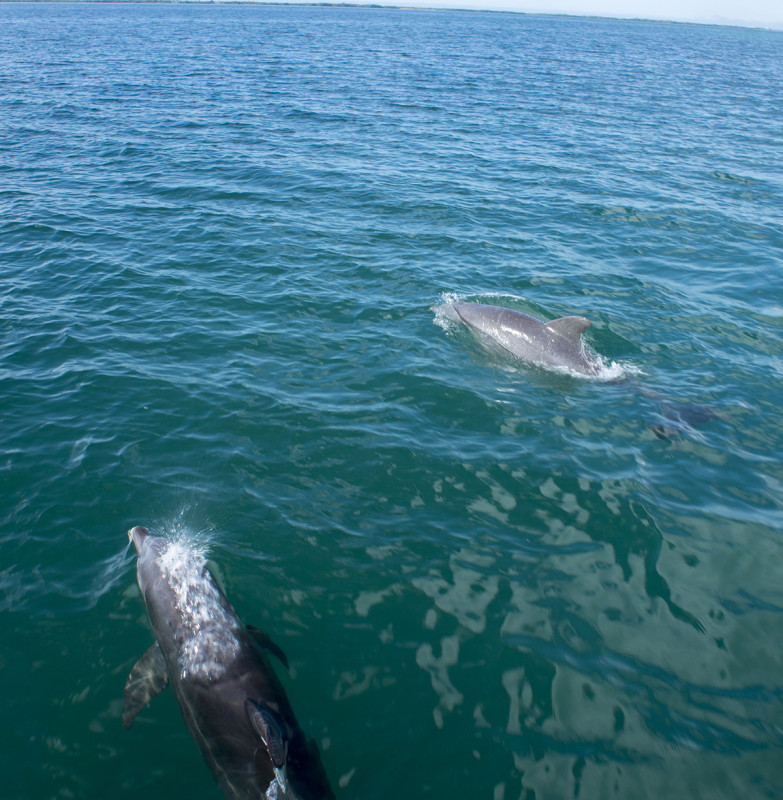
[
  {"left": 123, "top": 526, "right": 334, "bottom": 800},
  {"left": 452, "top": 301, "right": 600, "bottom": 376}
]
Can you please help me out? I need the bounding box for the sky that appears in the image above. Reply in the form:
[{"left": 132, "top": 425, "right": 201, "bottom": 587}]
[{"left": 278, "top": 0, "right": 783, "bottom": 29}]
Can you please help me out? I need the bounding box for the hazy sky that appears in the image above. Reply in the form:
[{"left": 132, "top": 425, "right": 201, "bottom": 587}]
[{"left": 282, "top": 0, "right": 783, "bottom": 28}]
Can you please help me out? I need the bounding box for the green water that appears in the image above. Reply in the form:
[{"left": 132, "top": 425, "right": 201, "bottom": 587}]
[{"left": 1, "top": 4, "right": 782, "bottom": 798}]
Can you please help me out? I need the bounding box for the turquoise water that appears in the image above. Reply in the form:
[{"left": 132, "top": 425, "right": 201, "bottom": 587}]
[{"left": 2, "top": 3, "right": 782, "bottom": 798}]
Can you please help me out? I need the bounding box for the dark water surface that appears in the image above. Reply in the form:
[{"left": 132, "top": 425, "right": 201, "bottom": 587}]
[{"left": 1, "top": 3, "right": 782, "bottom": 798}]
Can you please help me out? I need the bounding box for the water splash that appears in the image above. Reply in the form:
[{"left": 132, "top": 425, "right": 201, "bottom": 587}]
[
  {"left": 148, "top": 505, "right": 217, "bottom": 556},
  {"left": 156, "top": 537, "right": 240, "bottom": 680}
]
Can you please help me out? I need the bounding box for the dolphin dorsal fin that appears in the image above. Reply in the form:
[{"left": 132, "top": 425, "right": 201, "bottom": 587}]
[
  {"left": 122, "top": 642, "right": 169, "bottom": 729},
  {"left": 246, "top": 700, "right": 290, "bottom": 795},
  {"left": 246, "top": 700, "right": 288, "bottom": 767},
  {"left": 544, "top": 316, "right": 592, "bottom": 340}
]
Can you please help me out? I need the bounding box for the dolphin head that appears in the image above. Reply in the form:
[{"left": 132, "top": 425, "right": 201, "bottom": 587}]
[{"left": 128, "top": 525, "right": 150, "bottom": 554}]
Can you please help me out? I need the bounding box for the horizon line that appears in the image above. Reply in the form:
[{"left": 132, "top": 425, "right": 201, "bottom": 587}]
[{"left": 3, "top": 0, "right": 781, "bottom": 32}]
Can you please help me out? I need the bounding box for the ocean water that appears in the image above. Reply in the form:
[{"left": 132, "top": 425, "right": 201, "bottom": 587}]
[{"left": 1, "top": 3, "right": 782, "bottom": 798}]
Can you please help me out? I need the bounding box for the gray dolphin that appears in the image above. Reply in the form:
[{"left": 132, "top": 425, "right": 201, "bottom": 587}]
[
  {"left": 123, "top": 526, "right": 334, "bottom": 800},
  {"left": 452, "top": 301, "right": 600, "bottom": 376}
]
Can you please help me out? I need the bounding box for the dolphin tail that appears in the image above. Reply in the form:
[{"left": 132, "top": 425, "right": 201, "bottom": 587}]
[{"left": 122, "top": 642, "right": 169, "bottom": 729}]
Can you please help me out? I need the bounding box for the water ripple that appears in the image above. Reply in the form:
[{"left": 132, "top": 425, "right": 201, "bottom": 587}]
[{"left": 1, "top": 5, "right": 782, "bottom": 799}]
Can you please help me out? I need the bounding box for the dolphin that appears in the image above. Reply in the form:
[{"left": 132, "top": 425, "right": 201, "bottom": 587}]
[
  {"left": 452, "top": 301, "right": 600, "bottom": 376},
  {"left": 633, "top": 385, "right": 727, "bottom": 442},
  {"left": 123, "top": 526, "right": 335, "bottom": 800}
]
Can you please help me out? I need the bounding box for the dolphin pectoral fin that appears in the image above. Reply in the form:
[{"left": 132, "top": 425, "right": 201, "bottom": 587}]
[
  {"left": 245, "top": 699, "right": 288, "bottom": 768},
  {"left": 122, "top": 642, "right": 169, "bottom": 729},
  {"left": 246, "top": 625, "right": 289, "bottom": 670},
  {"left": 544, "top": 316, "right": 592, "bottom": 340}
]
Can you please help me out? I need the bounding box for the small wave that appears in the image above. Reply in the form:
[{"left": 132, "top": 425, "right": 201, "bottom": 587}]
[
  {"left": 508, "top": 354, "right": 639, "bottom": 382},
  {"left": 431, "top": 293, "right": 463, "bottom": 332},
  {"left": 590, "top": 355, "right": 643, "bottom": 383}
]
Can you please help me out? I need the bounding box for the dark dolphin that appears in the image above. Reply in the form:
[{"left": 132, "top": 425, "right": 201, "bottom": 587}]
[
  {"left": 634, "top": 385, "right": 728, "bottom": 442},
  {"left": 123, "top": 526, "right": 334, "bottom": 800},
  {"left": 452, "top": 301, "right": 600, "bottom": 376}
]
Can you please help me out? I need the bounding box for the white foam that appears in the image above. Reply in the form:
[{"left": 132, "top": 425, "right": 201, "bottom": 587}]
[
  {"left": 158, "top": 540, "right": 240, "bottom": 680},
  {"left": 531, "top": 355, "right": 639, "bottom": 382},
  {"left": 590, "top": 356, "right": 643, "bottom": 382},
  {"left": 431, "top": 293, "right": 461, "bottom": 332}
]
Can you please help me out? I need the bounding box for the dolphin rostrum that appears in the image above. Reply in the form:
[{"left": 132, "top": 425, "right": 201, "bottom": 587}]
[
  {"left": 452, "top": 301, "right": 600, "bottom": 376},
  {"left": 123, "top": 526, "right": 335, "bottom": 800}
]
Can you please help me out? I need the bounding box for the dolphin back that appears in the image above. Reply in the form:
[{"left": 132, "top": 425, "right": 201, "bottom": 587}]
[{"left": 452, "top": 301, "right": 599, "bottom": 375}]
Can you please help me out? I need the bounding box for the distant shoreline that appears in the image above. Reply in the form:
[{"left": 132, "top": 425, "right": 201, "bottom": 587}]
[{"left": 1, "top": 0, "right": 780, "bottom": 33}]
